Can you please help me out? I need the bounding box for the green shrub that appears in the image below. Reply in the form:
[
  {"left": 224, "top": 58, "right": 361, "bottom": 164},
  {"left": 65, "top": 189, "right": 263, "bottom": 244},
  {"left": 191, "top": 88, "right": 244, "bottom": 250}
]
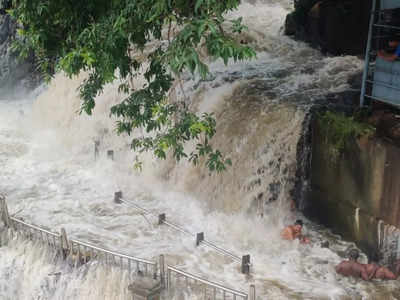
[{"left": 318, "top": 111, "right": 375, "bottom": 153}]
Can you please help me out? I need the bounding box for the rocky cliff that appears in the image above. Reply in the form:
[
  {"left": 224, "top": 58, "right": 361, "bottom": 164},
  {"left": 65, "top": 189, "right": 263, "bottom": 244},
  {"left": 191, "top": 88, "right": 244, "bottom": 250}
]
[
  {"left": 285, "top": 0, "right": 371, "bottom": 55},
  {"left": 0, "top": 9, "right": 41, "bottom": 97},
  {"left": 306, "top": 112, "right": 400, "bottom": 264}
]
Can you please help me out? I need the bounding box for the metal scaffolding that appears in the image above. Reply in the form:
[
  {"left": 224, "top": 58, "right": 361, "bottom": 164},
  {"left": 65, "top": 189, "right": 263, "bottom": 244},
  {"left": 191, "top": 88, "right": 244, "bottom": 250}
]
[{"left": 360, "top": 0, "right": 400, "bottom": 108}]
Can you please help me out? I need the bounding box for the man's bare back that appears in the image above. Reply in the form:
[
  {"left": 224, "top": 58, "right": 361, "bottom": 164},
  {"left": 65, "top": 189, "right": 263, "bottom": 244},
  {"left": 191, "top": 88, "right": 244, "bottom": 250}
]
[
  {"left": 365, "top": 263, "right": 397, "bottom": 280},
  {"left": 335, "top": 260, "right": 369, "bottom": 280}
]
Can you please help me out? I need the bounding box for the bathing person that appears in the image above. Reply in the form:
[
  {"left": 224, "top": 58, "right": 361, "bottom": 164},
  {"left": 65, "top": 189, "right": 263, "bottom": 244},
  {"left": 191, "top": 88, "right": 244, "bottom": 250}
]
[
  {"left": 378, "top": 40, "right": 400, "bottom": 61},
  {"left": 281, "top": 219, "right": 310, "bottom": 243},
  {"left": 365, "top": 253, "right": 399, "bottom": 280},
  {"left": 335, "top": 249, "right": 369, "bottom": 280},
  {"left": 365, "top": 262, "right": 397, "bottom": 280}
]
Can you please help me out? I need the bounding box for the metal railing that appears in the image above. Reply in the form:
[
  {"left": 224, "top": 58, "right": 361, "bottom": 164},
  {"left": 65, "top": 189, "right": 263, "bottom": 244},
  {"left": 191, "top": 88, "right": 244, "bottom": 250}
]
[
  {"left": 9, "top": 216, "right": 62, "bottom": 249},
  {"left": 360, "top": 0, "right": 400, "bottom": 108},
  {"left": 0, "top": 196, "right": 157, "bottom": 280},
  {"left": 68, "top": 238, "right": 158, "bottom": 278},
  {"left": 166, "top": 265, "right": 254, "bottom": 300},
  {"left": 1, "top": 193, "right": 256, "bottom": 299},
  {"left": 118, "top": 196, "right": 244, "bottom": 264}
]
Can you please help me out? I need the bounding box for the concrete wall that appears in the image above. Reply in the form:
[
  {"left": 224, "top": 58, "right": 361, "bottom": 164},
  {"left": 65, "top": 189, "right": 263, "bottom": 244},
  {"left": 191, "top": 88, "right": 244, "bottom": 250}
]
[{"left": 306, "top": 118, "right": 400, "bottom": 262}]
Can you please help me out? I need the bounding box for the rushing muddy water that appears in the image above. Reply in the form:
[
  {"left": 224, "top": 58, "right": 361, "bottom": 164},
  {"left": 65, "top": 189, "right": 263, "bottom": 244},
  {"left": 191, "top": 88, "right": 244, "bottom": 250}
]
[{"left": 1, "top": 0, "right": 400, "bottom": 299}]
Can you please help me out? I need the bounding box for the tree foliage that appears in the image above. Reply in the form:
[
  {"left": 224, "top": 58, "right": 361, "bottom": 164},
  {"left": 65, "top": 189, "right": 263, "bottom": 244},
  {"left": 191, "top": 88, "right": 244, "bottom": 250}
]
[{"left": 10, "top": 0, "right": 255, "bottom": 171}]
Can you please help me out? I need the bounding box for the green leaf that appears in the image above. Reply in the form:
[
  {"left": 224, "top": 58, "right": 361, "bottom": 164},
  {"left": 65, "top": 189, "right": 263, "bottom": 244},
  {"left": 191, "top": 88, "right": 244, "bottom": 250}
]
[{"left": 11, "top": 0, "right": 250, "bottom": 173}]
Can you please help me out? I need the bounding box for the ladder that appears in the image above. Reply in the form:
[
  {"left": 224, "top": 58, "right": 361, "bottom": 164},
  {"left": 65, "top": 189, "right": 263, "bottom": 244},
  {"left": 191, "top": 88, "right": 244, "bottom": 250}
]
[{"left": 360, "top": 0, "right": 400, "bottom": 108}]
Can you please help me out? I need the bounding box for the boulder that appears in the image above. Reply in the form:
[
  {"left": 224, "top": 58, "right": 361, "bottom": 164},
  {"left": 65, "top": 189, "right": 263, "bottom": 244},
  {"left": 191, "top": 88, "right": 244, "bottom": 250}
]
[{"left": 285, "top": 0, "right": 372, "bottom": 55}]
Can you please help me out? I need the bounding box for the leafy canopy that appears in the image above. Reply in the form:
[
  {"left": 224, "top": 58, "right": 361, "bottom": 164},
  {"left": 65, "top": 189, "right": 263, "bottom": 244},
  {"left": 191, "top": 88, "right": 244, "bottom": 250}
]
[{"left": 10, "top": 0, "right": 255, "bottom": 171}]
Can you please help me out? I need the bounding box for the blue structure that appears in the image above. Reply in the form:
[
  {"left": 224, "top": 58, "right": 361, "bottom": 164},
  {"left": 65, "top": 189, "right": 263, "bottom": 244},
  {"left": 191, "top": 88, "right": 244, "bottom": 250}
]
[{"left": 360, "top": 0, "right": 400, "bottom": 108}]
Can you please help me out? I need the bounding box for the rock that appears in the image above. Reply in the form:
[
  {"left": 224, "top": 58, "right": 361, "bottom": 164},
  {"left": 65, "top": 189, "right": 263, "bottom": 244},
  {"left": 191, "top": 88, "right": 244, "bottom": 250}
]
[
  {"left": 284, "top": 12, "right": 296, "bottom": 36},
  {"left": 0, "top": 13, "right": 42, "bottom": 97},
  {"left": 321, "top": 241, "right": 330, "bottom": 248},
  {"left": 285, "top": 0, "right": 372, "bottom": 55},
  {"left": 128, "top": 277, "right": 162, "bottom": 300},
  {"left": 307, "top": 116, "right": 400, "bottom": 261}
]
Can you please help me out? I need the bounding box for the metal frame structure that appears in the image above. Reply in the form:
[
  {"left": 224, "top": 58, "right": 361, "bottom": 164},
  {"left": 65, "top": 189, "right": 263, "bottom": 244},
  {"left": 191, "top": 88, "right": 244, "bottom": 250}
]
[{"left": 360, "top": 0, "right": 400, "bottom": 108}]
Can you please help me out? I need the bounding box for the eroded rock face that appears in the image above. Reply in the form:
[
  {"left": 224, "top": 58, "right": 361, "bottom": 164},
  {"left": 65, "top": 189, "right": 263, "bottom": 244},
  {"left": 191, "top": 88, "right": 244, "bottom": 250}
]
[
  {"left": 285, "top": 0, "right": 371, "bottom": 55},
  {"left": 0, "top": 13, "right": 41, "bottom": 97},
  {"left": 307, "top": 118, "right": 400, "bottom": 263}
]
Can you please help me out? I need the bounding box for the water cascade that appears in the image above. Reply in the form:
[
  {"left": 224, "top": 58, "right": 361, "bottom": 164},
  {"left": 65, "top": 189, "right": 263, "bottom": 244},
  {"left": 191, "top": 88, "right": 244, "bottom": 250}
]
[{"left": 2, "top": 0, "right": 400, "bottom": 299}]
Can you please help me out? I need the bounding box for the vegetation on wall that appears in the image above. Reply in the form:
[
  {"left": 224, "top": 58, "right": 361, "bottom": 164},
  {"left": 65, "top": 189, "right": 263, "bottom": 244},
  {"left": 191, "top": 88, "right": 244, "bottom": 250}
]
[
  {"left": 318, "top": 111, "right": 375, "bottom": 155},
  {"left": 9, "top": 0, "right": 256, "bottom": 172}
]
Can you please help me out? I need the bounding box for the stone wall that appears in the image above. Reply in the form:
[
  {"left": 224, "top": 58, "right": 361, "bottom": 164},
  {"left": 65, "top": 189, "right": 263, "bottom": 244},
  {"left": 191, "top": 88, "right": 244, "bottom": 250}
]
[{"left": 306, "top": 117, "right": 400, "bottom": 263}]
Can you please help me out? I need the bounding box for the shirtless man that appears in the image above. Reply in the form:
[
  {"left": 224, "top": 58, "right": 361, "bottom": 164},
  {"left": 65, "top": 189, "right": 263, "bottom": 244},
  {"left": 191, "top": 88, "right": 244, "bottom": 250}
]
[
  {"left": 335, "top": 249, "right": 369, "bottom": 280},
  {"left": 365, "top": 262, "right": 397, "bottom": 280},
  {"left": 281, "top": 219, "right": 310, "bottom": 243}
]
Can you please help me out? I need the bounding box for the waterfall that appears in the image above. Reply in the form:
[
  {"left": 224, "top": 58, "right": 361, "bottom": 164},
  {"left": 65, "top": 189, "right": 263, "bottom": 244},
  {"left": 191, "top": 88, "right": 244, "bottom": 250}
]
[
  {"left": 3, "top": 0, "right": 396, "bottom": 299},
  {"left": 354, "top": 207, "right": 360, "bottom": 235}
]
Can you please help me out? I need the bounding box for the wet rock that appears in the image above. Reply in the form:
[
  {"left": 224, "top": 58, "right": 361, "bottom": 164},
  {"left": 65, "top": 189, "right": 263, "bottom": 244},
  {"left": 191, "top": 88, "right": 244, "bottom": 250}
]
[
  {"left": 321, "top": 241, "right": 330, "bottom": 248},
  {"left": 0, "top": 13, "right": 42, "bottom": 97},
  {"left": 128, "top": 277, "right": 162, "bottom": 300},
  {"left": 284, "top": 12, "right": 296, "bottom": 36},
  {"left": 307, "top": 117, "right": 400, "bottom": 260},
  {"left": 285, "top": 0, "right": 372, "bottom": 56}
]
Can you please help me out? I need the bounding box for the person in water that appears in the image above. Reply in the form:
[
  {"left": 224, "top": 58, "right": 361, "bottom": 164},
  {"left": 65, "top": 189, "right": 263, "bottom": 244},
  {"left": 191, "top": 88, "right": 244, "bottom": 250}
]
[
  {"left": 364, "top": 262, "right": 397, "bottom": 280},
  {"left": 378, "top": 40, "right": 400, "bottom": 61},
  {"left": 281, "top": 219, "right": 310, "bottom": 244},
  {"left": 364, "top": 253, "right": 399, "bottom": 280},
  {"left": 336, "top": 249, "right": 399, "bottom": 281},
  {"left": 335, "top": 249, "right": 370, "bottom": 280}
]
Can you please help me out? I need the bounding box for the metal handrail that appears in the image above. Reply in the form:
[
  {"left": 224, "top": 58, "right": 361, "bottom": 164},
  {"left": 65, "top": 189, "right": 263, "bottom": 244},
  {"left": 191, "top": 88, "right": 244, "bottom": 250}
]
[
  {"left": 120, "top": 197, "right": 242, "bottom": 262},
  {"left": 10, "top": 217, "right": 60, "bottom": 238},
  {"left": 373, "top": 23, "right": 400, "bottom": 31},
  {"left": 7, "top": 213, "right": 157, "bottom": 277},
  {"left": 364, "top": 94, "right": 400, "bottom": 107},
  {"left": 366, "top": 79, "right": 400, "bottom": 91},
  {"left": 69, "top": 238, "right": 156, "bottom": 266},
  {"left": 167, "top": 265, "right": 248, "bottom": 299}
]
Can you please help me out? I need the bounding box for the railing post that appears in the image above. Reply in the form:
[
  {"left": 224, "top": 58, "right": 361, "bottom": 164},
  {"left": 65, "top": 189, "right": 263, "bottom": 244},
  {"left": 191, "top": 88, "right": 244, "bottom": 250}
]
[
  {"left": 0, "top": 195, "right": 11, "bottom": 228},
  {"left": 167, "top": 268, "right": 171, "bottom": 290},
  {"left": 249, "top": 284, "right": 255, "bottom": 300},
  {"left": 196, "top": 232, "right": 204, "bottom": 246},
  {"left": 114, "top": 191, "right": 123, "bottom": 204},
  {"left": 107, "top": 150, "right": 114, "bottom": 160},
  {"left": 158, "top": 213, "right": 166, "bottom": 225},
  {"left": 241, "top": 255, "right": 250, "bottom": 275},
  {"left": 60, "top": 228, "right": 69, "bottom": 259},
  {"left": 94, "top": 140, "right": 100, "bottom": 160},
  {"left": 159, "top": 255, "right": 165, "bottom": 288},
  {"left": 360, "top": 0, "right": 377, "bottom": 107}
]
